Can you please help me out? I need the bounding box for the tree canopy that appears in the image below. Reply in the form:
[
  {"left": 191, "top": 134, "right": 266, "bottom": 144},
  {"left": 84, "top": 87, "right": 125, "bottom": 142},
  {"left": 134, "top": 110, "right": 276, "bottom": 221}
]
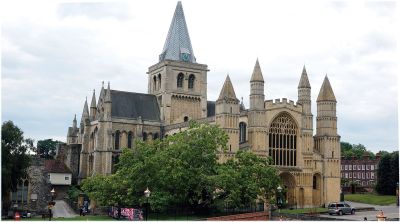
[
  {"left": 376, "top": 151, "right": 399, "bottom": 195},
  {"left": 81, "top": 122, "right": 281, "bottom": 213},
  {"left": 340, "top": 142, "right": 374, "bottom": 159},
  {"left": 37, "top": 138, "right": 60, "bottom": 159},
  {"left": 1, "top": 121, "right": 31, "bottom": 200}
]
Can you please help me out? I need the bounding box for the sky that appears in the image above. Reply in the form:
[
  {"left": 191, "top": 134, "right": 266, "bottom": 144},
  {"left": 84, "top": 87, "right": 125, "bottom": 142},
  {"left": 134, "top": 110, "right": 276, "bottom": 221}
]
[{"left": 1, "top": 0, "right": 398, "bottom": 153}]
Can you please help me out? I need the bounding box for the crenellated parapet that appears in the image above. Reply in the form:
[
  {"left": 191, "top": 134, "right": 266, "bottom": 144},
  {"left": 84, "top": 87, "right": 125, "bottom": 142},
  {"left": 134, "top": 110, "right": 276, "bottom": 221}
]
[{"left": 265, "top": 98, "right": 302, "bottom": 113}]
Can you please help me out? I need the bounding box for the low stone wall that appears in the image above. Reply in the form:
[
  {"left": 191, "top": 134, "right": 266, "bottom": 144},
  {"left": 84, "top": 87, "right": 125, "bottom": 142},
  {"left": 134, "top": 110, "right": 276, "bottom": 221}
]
[{"left": 207, "top": 212, "right": 269, "bottom": 220}]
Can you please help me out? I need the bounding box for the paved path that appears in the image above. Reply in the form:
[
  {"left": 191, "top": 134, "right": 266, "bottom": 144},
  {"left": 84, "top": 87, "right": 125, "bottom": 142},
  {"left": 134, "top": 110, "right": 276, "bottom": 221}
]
[
  {"left": 52, "top": 200, "right": 78, "bottom": 218},
  {"left": 322, "top": 201, "right": 399, "bottom": 221}
]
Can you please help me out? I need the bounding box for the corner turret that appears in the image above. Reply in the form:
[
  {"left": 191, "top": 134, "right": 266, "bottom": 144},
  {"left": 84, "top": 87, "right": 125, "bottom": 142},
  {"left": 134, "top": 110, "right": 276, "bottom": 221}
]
[{"left": 249, "top": 59, "right": 265, "bottom": 110}]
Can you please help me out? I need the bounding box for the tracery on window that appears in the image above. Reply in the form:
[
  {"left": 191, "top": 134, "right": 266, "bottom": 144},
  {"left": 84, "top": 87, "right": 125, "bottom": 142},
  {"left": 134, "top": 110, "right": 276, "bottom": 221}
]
[{"left": 268, "top": 113, "right": 298, "bottom": 166}]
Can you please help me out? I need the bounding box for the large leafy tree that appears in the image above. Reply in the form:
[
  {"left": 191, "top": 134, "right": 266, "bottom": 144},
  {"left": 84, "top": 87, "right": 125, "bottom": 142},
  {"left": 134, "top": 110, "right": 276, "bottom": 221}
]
[
  {"left": 1, "top": 121, "right": 31, "bottom": 201},
  {"left": 341, "top": 142, "right": 374, "bottom": 159},
  {"left": 213, "top": 151, "right": 281, "bottom": 209},
  {"left": 376, "top": 152, "right": 398, "bottom": 195},
  {"left": 37, "top": 139, "right": 60, "bottom": 159},
  {"left": 82, "top": 122, "right": 229, "bottom": 212}
]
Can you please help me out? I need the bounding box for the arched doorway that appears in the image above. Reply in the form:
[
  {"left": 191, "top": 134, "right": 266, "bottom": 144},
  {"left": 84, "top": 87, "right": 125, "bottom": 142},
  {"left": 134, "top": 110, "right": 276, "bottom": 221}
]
[
  {"left": 280, "top": 172, "right": 296, "bottom": 208},
  {"left": 312, "top": 173, "right": 322, "bottom": 207}
]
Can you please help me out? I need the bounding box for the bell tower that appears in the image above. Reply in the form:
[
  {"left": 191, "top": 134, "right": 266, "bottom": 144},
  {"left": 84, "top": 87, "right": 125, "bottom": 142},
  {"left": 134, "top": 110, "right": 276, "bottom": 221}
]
[{"left": 147, "top": 1, "right": 208, "bottom": 124}]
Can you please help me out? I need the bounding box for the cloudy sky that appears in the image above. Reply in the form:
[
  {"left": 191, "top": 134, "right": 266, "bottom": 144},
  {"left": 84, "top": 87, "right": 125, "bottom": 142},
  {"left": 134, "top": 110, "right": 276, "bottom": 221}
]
[{"left": 1, "top": 0, "right": 398, "bottom": 153}]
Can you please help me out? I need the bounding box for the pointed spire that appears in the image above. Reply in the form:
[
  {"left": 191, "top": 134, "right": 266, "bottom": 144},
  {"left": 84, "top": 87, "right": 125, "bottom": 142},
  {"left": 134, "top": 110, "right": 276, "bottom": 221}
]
[
  {"left": 298, "top": 65, "right": 311, "bottom": 88},
  {"left": 159, "top": 1, "right": 196, "bottom": 63},
  {"left": 73, "top": 114, "right": 77, "bottom": 129},
  {"left": 250, "top": 59, "right": 264, "bottom": 82},
  {"left": 317, "top": 75, "right": 336, "bottom": 102},
  {"left": 105, "top": 81, "right": 111, "bottom": 102},
  {"left": 99, "top": 81, "right": 105, "bottom": 99},
  {"left": 90, "top": 89, "right": 97, "bottom": 108},
  {"left": 82, "top": 97, "right": 89, "bottom": 120},
  {"left": 218, "top": 75, "right": 238, "bottom": 100}
]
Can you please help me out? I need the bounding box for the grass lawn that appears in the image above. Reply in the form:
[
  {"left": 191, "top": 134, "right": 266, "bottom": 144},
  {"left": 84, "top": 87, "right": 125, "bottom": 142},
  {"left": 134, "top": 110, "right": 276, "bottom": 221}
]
[
  {"left": 279, "top": 207, "right": 327, "bottom": 214},
  {"left": 344, "top": 193, "right": 397, "bottom": 205}
]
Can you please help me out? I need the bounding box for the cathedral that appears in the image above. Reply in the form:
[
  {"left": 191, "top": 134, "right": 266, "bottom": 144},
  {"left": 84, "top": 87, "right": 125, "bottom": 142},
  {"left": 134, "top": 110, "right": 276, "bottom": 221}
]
[{"left": 64, "top": 1, "right": 340, "bottom": 208}]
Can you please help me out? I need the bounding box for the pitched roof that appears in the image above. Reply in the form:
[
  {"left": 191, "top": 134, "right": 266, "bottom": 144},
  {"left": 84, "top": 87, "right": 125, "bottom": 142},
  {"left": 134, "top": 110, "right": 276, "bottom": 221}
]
[
  {"left": 317, "top": 75, "right": 336, "bottom": 102},
  {"left": 218, "top": 75, "right": 238, "bottom": 101},
  {"left": 298, "top": 65, "right": 311, "bottom": 88},
  {"left": 250, "top": 59, "right": 264, "bottom": 82},
  {"left": 110, "top": 90, "right": 160, "bottom": 121},
  {"left": 45, "top": 159, "right": 72, "bottom": 174},
  {"left": 159, "top": 1, "right": 196, "bottom": 63}
]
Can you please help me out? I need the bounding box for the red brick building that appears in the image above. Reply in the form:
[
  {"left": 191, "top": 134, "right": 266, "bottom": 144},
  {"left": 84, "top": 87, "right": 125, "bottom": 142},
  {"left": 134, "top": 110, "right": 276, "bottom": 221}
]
[{"left": 341, "top": 154, "right": 381, "bottom": 192}]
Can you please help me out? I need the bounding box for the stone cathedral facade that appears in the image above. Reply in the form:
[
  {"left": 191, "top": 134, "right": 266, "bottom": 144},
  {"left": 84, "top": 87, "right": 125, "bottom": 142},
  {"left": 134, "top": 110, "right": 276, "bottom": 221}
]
[{"left": 64, "top": 1, "right": 340, "bottom": 207}]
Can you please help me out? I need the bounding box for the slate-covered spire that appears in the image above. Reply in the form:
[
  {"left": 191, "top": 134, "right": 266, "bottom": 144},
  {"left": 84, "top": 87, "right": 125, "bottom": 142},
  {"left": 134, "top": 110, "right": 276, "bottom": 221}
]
[
  {"left": 250, "top": 59, "right": 264, "bottom": 82},
  {"left": 81, "top": 97, "right": 89, "bottom": 120},
  {"left": 218, "top": 75, "right": 238, "bottom": 100},
  {"left": 90, "top": 90, "right": 97, "bottom": 108},
  {"left": 317, "top": 75, "right": 336, "bottom": 102},
  {"left": 159, "top": 1, "right": 196, "bottom": 63},
  {"left": 298, "top": 65, "right": 311, "bottom": 88}
]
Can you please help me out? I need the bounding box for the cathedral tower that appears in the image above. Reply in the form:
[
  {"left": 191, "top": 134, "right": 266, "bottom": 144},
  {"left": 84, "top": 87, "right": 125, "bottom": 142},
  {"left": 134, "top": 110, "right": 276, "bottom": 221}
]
[
  {"left": 248, "top": 60, "right": 267, "bottom": 155},
  {"left": 297, "top": 66, "right": 313, "bottom": 154},
  {"left": 315, "top": 75, "right": 340, "bottom": 205},
  {"left": 216, "top": 75, "right": 240, "bottom": 158},
  {"left": 147, "top": 2, "right": 208, "bottom": 124}
]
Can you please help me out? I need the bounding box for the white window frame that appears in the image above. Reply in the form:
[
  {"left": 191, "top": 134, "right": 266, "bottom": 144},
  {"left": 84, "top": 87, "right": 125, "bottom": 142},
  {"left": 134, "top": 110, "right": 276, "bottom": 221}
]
[
  {"left": 349, "top": 165, "right": 352, "bottom": 170},
  {"left": 366, "top": 173, "right": 369, "bottom": 179},
  {"left": 362, "top": 165, "right": 365, "bottom": 170},
  {"left": 371, "top": 165, "right": 374, "bottom": 170},
  {"left": 362, "top": 173, "right": 365, "bottom": 179},
  {"left": 345, "top": 165, "right": 348, "bottom": 170},
  {"left": 345, "top": 173, "right": 348, "bottom": 178},
  {"left": 366, "top": 165, "right": 370, "bottom": 170},
  {"left": 349, "top": 173, "right": 352, "bottom": 178},
  {"left": 371, "top": 172, "right": 374, "bottom": 179},
  {"left": 358, "top": 165, "right": 361, "bottom": 170}
]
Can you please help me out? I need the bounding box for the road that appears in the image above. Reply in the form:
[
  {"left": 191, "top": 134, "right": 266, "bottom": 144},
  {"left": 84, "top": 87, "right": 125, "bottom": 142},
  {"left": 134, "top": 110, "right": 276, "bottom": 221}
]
[
  {"left": 52, "top": 200, "right": 78, "bottom": 218},
  {"left": 321, "top": 201, "right": 399, "bottom": 221}
]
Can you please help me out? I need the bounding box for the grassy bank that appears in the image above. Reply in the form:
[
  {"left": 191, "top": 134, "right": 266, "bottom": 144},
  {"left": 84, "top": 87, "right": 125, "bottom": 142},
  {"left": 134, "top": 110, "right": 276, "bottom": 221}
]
[
  {"left": 344, "top": 193, "right": 397, "bottom": 205},
  {"left": 278, "top": 207, "right": 328, "bottom": 214}
]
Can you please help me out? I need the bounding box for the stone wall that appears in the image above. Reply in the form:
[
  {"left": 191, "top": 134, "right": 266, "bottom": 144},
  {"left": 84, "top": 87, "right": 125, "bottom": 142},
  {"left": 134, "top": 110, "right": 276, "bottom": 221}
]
[{"left": 26, "top": 157, "right": 51, "bottom": 214}]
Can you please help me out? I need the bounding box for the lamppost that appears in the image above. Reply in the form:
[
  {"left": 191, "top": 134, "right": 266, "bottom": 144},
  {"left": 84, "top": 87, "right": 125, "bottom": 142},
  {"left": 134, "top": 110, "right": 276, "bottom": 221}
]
[
  {"left": 277, "top": 185, "right": 282, "bottom": 218},
  {"left": 50, "top": 188, "right": 55, "bottom": 201},
  {"left": 144, "top": 187, "right": 151, "bottom": 221}
]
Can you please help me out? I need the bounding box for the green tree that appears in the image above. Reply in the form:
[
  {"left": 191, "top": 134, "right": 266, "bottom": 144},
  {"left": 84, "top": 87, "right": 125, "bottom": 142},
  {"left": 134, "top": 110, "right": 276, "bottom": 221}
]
[
  {"left": 1, "top": 121, "right": 31, "bottom": 202},
  {"left": 213, "top": 151, "right": 280, "bottom": 209},
  {"left": 341, "top": 142, "right": 374, "bottom": 159},
  {"left": 37, "top": 139, "right": 60, "bottom": 159},
  {"left": 82, "top": 122, "right": 229, "bottom": 212},
  {"left": 376, "top": 152, "right": 398, "bottom": 195}
]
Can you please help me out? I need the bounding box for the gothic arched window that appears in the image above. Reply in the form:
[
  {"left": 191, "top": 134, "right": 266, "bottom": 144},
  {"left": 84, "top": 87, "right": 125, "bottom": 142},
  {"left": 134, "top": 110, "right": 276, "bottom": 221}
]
[
  {"left": 239, "top": 122, "right": 247, "bottom": 143},
  {"left": 188, "top": 74, "right": 195, "bottom": 89},
  {"left": 143, "top": 132, "right": 148, "bottom": 141},
  {"left": 268, "top": 113, "right": 298, "bottom": 166},
  {"left": 177, "top": 73, "right": 184, "bottom": 88},
  {"left": 184, "top": 116, "right": 189, "bottom": 122},
  {"left": 153, "top": 76, "right": 157, "bottom": 91},
  {"left": 153, "top": 133, "right": 159, "bottom": 140},
  {"left": 115, "top": 130, "right": 120, "bottom": 150},
  {"left": 127, "top": 131, "right": 133, "bottom": 148},
  {"left": 158, "top": 74, "right": 161, "bottom": 90}
]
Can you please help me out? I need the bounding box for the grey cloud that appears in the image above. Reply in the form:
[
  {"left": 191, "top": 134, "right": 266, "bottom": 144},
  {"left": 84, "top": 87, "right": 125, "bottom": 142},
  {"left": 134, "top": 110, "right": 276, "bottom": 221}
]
[
  {"left": 365, "top": 1, "right": 396, "bottom": 17},
  {"left": 57, "top": 2, "right": 131, "bottom": 20}
]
